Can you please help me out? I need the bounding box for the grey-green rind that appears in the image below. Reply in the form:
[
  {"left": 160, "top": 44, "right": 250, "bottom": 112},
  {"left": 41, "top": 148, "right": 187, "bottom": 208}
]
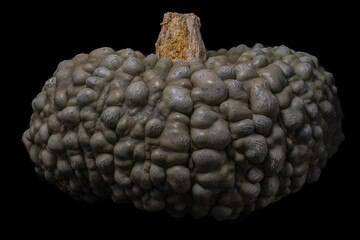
[{"left": 22, "top": 44, "right": 344, "bottom": 220}]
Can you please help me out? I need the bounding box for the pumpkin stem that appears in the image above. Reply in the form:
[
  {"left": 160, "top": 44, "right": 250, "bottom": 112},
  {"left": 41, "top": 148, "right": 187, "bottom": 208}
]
[{"left": 155, "top": 12, "right": 207, "bottom": 62}]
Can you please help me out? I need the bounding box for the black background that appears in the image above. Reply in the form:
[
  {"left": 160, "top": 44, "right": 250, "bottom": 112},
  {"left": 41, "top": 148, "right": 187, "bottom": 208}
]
[{"left": 5, "top": 1, "right": 358, "bottom": 237}]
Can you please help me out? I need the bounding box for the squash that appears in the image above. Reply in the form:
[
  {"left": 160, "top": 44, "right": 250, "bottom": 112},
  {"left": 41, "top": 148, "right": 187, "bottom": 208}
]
[{"left": 22, "top": 12, "right": 343, "bottom": 220}]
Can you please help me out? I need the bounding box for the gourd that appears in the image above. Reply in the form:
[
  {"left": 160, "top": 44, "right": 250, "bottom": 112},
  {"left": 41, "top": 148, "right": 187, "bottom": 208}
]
[{"left": 22, "top": 12, "right": 344, "bottom": 220}]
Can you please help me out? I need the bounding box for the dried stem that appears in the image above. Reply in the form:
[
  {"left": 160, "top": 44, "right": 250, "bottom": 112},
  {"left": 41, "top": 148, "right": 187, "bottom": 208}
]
[{"left": 155, "top": 12, "right": 207, "bottom": 62}]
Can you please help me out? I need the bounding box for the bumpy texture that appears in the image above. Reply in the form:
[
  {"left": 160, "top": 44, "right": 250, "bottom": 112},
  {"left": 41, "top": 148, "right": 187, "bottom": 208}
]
[{"left": 22, "top": 44, "right": 344, "bottom": 220}]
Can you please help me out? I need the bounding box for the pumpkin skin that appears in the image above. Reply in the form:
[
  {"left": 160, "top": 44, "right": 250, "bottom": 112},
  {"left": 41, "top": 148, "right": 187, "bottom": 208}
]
[{"left": 22, "top": 44, "right": 343, "bottom": 220}]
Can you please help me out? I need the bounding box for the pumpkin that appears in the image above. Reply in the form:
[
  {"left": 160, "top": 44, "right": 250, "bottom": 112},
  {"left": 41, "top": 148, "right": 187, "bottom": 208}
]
[{"left": 22, "top": 12, "right": 344, "bottom": 220}]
